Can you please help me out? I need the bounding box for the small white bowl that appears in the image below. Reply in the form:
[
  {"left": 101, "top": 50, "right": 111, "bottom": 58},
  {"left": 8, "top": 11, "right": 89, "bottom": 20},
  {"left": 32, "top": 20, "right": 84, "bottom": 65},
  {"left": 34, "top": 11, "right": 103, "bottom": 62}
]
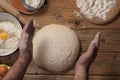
[
  {"left": 0, "top": 13, "right": 22, "bottom": 56},
  {"left": 22, "top": 0, "right": 45, "bottom": 11}
]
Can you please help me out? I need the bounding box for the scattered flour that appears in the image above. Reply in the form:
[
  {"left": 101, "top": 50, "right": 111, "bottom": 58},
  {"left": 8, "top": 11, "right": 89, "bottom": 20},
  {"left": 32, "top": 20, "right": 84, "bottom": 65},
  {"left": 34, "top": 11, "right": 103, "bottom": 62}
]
[
  {"left": 76, "top": 0, "right": 116, "bottom": 20},
  {"left": 25, "top": 0, "right": 42, "bottom": 8}
]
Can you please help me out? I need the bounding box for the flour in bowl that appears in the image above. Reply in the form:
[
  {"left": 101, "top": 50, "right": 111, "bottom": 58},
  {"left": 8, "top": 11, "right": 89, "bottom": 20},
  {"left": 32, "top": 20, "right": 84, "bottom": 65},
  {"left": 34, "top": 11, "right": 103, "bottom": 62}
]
[
  {"left": 0, "top": 21, "right": 21, "bottom": 54},
  {"left": 25, "top": 0, "right": 42, "bottom": 8},
  {"left": 76, "top": 0, "right": 116, "bottom": 20}
]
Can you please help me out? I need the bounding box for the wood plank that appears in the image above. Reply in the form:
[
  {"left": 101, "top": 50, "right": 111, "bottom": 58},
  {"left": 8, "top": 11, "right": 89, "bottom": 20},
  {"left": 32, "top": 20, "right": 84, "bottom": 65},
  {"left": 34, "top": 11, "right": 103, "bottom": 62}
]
[
  {"left": 23, "top": 9, "right": 120, "bottom": 30},
  {"left": 0, "top": 0, "right": 120, "bottom": 30},
  {"left": 24, "top": 75, "right": 120, "bottom": 80},
  {"left": 76, "top": 30, "right": 120, "bottom": 52},
  {"left": 0, "top": 50, "right": 19, "bottom": 66},
  {"left": 76, "top": 30, "right": 120, "bottom": 45},
  {"left": 24, "top": 29, "right": 120, "bottom": 75},
  {"left": 0, "top": 29, "right": 120, "bottom": 75},
  {"left": 0, "top": 0, "right": 120, "bottom": 79},
  {"left": 26, "top": 52, "right": 120, "bottom": 75},
  {"left": 19, "top": 0, "right": 120, "bottom": 30},
  {"left": 24, "top": 75, "right": 74, "bottom": 80}
]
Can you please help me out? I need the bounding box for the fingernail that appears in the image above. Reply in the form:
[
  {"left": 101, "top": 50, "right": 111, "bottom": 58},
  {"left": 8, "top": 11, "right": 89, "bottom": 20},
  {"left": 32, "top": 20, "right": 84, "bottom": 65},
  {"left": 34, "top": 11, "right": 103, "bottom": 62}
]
[
  {"left": 33, "top": 19, "right": 35, "bottom": 25},
  {"left": 96, "top": 32, "right": 101, "bottom": 37},
  {"left": 97, "top": 32, "right": 101, "bottom": 35}
]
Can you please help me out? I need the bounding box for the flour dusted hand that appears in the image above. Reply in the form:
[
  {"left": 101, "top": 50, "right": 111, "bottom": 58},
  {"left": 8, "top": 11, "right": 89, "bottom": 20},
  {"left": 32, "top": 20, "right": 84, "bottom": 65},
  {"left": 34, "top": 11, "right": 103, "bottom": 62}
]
[
  {"left": 76, "top": 32, "right": 101, "bottom": 68},
  {"left": 74, "top": 32, "right": 101, "bottom": 80},
  {"left": 2, "top": 19, "right": 34, "bottom": 80},
  {"left": 19, "top": 19, "right": 34, "bottom": 62}
]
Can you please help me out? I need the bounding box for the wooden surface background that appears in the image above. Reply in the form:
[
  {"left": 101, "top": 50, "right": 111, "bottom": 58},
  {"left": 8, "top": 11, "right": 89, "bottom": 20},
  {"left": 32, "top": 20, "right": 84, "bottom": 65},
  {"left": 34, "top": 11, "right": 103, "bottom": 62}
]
[{"left": 0, "top": 0, "right": 120, "bottom": 80}]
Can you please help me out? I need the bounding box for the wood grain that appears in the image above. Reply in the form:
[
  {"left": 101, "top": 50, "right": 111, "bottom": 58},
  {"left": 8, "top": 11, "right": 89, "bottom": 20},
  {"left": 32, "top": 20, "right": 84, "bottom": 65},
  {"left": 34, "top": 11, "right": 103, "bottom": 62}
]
[
  {"left": 24, "top": 75, "right": 120, "bottom": 80},
  {"left": 21, "top": 1, "right": 120, "bottom": 30},
  {"left": 0, "top": 0, "right": 120, "bottom": 79}
]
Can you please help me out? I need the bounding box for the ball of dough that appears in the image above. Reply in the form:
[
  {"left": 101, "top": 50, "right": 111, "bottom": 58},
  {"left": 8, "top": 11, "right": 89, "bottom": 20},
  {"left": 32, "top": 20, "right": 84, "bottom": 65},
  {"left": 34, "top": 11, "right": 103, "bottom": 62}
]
[{"left": 33, "top": 24, "right": 80, "bottom": 72}]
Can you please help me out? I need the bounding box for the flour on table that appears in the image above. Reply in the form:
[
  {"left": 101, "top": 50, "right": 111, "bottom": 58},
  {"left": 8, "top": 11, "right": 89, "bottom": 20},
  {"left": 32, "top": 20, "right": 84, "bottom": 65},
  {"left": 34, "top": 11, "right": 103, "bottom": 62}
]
[{"left": 76, "top": 0, "right": 116, "bottom": 20}]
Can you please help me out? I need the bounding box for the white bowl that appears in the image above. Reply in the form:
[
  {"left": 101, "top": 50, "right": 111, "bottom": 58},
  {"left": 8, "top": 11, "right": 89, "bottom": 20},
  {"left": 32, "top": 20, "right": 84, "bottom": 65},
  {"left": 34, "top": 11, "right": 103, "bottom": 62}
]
[{"left": 0, "top": 13, "right": 22, "bottom": 56}]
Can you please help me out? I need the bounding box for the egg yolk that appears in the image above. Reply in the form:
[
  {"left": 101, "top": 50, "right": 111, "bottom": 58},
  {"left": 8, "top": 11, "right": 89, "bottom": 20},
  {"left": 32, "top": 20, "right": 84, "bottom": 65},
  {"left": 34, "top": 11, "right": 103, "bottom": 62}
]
[{"left": 0, "top": 30, "right": 9, "bottom": 41}]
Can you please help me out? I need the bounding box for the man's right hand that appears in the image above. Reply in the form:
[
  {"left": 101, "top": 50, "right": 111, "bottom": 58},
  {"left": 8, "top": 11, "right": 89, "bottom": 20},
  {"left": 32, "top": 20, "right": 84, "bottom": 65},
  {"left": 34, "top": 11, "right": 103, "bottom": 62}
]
[{"left": 74, "top": 32, "right": 101, "bottom": 80}]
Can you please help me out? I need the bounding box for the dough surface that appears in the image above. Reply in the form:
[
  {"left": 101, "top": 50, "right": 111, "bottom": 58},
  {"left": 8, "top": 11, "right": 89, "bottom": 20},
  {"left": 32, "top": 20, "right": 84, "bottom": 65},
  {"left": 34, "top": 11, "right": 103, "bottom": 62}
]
[{"left": 33, "top": 24, "right": 80, "bottom": 72}]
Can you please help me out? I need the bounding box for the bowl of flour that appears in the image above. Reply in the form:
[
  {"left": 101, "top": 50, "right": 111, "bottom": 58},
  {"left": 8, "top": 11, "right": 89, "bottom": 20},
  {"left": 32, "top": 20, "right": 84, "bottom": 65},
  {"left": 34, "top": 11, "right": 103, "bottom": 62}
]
[
  {"left": 22, "top": 0, "right": 45, "bottom": 11},
  {"left": 0, "top": 13, "right": 22, "bottom": 56}
]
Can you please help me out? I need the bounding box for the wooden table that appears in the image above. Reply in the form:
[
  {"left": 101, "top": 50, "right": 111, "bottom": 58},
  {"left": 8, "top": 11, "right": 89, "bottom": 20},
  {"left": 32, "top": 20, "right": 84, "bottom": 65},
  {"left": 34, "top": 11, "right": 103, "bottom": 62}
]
[{"left": 0, "top": 0, "right": 120, "bottom": 80}]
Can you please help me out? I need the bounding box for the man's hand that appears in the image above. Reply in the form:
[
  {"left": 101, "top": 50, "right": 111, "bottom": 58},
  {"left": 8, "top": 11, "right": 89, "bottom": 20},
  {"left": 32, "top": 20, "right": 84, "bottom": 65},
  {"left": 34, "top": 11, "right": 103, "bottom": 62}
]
[
  {"left": 77, "top": 32, "right": 101, "bottom": 68},
  {"left": 19, "top": 19, "right": 34, "bottom": 63},
  {"left": 74, "top": 32, "right": 101, "bottom": 80},
  {"left": 3, "top": 19, "right": 35, "bottom": 80}
]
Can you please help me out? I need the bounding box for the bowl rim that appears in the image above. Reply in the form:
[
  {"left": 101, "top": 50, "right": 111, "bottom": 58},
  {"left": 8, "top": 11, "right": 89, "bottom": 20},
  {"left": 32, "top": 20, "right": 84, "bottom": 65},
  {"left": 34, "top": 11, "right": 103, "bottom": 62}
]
[
  {"left": 22, "top": 0, "right": 45, "bottom": 11},
  {"left": 0, "top": 12, "right": 22, "bottom": 56}
]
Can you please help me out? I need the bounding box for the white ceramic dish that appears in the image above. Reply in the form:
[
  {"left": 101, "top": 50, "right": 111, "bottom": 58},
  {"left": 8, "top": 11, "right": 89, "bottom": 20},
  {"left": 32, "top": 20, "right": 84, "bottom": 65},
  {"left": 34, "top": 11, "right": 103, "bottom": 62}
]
[{"left": 0, "top": 13, "right": 22, "bottom": 56}]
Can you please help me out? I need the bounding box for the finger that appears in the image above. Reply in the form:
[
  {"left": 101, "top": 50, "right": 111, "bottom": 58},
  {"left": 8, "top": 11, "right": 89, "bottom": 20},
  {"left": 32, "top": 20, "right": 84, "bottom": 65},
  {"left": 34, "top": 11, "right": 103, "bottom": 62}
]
[
  {"left": 87, "top": 32, "right": 101, "bottom": 54},
  {"left": 20, "top": 19, "right": 33, "bottom": 48},
  {"left": 23, "top": 19, "right": 34, "bottom": 34},
  {"left": 26, "top": 20, "right": 34, "bottom": 34},
  {"left": 94, "top": 32, "right": 101, "bottom": 48},
  {"left": 19, "top": 34, "right": 29, "bottom": 49}
]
